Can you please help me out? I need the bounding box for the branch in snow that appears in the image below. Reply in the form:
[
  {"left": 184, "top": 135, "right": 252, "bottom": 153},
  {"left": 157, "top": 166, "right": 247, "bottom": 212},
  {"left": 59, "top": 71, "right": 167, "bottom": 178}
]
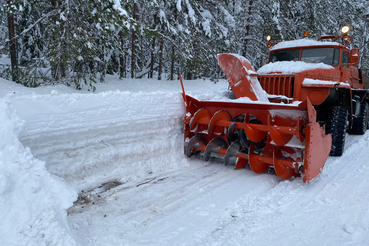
[
  {"left": 136, "top": 58, "right": 169, "bottom": 78},
  {"left": 136, "top": 64, "right": 159, "bottom": 78}
]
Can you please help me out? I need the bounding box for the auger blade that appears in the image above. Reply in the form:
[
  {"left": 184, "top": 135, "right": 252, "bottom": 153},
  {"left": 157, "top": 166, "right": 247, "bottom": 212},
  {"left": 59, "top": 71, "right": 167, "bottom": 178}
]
[
  {"left": 225, "top": 141, "right": 249, "bottom": 168},
  {"left": 238, "top": 129, "right": 251, "bottom": 149},
  {"left": 269, "top": 124, "right": 293, "bottom": 146},
  {"left": 227, "top": 122, "right": 238, "bottom": 144},
  {"left": 273, "top": 147, "right": 298, "bottom": 180},
  {"left": 244, "top": 122, "right": 267, "bottom": 143},
  {"left": 224, "top": 142, "right": 239, "bottom": 166},
  {"left": 208, "top": 110, "right": 232, "bottom": 134},
  {"left": 225, "top": 141, "right": 239, "bottom": 165},
  {"left": 186, "top": 135, "right": 207, "bottom": 158},
  {"left": 235, "top": 158, "right": 249, "bottom": 169},
  {"left": 190, "top": 108, "right": 211, "bottom": 132},
  {"left": 248, "top": 145, "right": 270, "bottom": 174},
  {"left": 267, "top": 110, "right": 305, "bottom": 146},
  {"left": 204, "top": 138, "right": 228, "bottom": 161}
]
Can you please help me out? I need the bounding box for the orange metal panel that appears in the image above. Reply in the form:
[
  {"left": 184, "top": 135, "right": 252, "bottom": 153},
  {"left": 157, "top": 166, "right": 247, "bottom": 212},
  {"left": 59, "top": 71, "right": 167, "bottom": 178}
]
[{"left": 183, "top": 95, "right": 331, "bottom": 184}]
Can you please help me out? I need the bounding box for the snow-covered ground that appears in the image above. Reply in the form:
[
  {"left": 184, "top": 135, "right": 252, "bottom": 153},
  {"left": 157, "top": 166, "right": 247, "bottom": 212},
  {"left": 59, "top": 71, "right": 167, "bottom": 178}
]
[{"left": 1, "top": 75, "right": 369, "bottom": 246}]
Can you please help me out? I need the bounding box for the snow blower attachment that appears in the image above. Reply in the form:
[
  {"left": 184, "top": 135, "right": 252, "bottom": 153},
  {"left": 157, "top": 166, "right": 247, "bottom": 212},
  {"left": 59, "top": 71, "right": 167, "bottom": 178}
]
[{"left": 180, "top": 54, "right": 332, "bottom": 184}]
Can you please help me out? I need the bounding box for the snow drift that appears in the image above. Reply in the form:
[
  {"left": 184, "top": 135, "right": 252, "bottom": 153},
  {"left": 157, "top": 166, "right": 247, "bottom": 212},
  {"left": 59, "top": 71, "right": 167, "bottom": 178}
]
[{"left": 0, "top": 99, "right": 78, "bottom": 246}]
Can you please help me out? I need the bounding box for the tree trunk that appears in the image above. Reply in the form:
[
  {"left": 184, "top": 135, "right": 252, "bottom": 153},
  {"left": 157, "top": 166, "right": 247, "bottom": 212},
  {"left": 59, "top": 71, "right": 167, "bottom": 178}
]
[
  {"left": 149, "top": 15, "right": 157, "bottom": 79},
  {"left": 50, "top": 0, "right": 63, "bottom": 81},
  {"left": 119, "top": 53, "right": 127, "bottom": 79},
  {"left": 158, "top": 23, "right": 164, "bottom": 80},
  {"left": 149, "top": 37, "right": 156, "bottom": 78},
  {"left": 131, "top": 2, "right": 138, "bottom": 78},
  {"left": 119, "top": 32, "right": 126, "bottom": 79},
  {"left": 170, "top": 40, "right": 175, "bottom": 80},
  {"left": 242, "top": 0, "right": 253, "bottom": 58},
  {"left": 170, "top": 10, "right": 177, "bottom": 80},
  {"left": 7, "top": 0, "right": 17, "bottom": 82},
  {"left": 185, "top": 60, "right": 192, "bottom": 80}
]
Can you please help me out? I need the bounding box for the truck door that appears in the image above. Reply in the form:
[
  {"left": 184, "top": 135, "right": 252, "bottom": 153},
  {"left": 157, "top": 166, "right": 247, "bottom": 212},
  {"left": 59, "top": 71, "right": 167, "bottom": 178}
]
[{"left": 340, "top": 50, "right": 350, "bottom": 85}]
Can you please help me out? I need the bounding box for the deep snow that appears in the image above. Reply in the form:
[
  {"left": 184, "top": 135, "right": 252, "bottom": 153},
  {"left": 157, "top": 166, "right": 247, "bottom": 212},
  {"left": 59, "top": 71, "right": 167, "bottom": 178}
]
[{"left": 1, "top": 75, "right": 369, "bottom": 246}]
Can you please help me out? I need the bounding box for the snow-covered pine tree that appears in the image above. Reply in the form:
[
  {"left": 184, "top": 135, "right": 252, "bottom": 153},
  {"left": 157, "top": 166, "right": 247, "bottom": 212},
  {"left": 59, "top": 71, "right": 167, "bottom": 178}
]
[{"left": 0, "top": 0, "right": 368, "bottom": 85}]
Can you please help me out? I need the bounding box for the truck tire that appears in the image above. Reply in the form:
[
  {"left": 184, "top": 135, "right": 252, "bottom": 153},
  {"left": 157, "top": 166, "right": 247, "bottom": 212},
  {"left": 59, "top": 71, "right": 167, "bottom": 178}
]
[
  {"left": 348, "top": 102, "right": 368, "bottom": 135},
  {"left": 325, "top": 106, "right": 348, "bottom": 156}
]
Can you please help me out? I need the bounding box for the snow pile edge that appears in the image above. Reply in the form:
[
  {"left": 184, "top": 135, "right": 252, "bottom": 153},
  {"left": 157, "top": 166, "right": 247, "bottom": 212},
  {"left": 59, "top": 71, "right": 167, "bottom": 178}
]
[
  {"left": 0, "top": 99, "right": 78, "bottom": 246},
  {"left": 14, "top": 91, "right": 188, "bottom": 192}
]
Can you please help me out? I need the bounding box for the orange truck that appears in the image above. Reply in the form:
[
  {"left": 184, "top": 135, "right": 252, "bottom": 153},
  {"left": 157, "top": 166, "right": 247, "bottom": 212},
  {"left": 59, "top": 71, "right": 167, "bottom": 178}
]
[{"left": 180, "top": 26, "right": 369, "bottom": 183}]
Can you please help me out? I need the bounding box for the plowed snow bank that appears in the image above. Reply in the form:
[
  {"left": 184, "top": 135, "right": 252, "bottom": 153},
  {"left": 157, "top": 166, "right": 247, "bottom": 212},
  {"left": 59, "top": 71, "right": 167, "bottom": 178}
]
[
  {"left": 14, "top": 91, "right": 187, "bottom": 191},
  {"left": 0, "top": 100, "right": 78, "bottom": 246}
]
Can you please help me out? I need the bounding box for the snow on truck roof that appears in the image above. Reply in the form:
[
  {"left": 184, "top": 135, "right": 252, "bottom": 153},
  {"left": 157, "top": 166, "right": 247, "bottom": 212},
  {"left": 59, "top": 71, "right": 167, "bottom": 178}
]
[
  {"left": 270, "top": 38, "right": 341, "bottom": 51},
  {"left": 257, "top": 61, "right": 334, "bottom": 75}
]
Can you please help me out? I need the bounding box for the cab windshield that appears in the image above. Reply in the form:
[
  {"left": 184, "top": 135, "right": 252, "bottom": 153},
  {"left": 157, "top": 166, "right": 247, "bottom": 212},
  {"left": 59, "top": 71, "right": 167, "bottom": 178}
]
[
  {"left": 301, "top": 47, "right": 339, "bottom": 66},
  {"left": 269, "top": 49, "right": 299, "bottom": 62},
  {"left": 269, "top": 47, "right": 340, "bottom": 66}
]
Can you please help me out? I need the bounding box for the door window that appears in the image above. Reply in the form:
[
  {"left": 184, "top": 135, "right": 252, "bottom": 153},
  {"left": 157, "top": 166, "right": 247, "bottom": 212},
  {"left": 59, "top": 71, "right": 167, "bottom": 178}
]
[{"left": 342, "top": 51, "right": 349, "bottom": 68}]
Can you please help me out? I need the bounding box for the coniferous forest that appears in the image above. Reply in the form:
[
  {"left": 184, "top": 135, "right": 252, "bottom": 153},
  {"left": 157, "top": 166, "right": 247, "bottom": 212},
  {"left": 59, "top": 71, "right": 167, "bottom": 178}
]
[{"left": 1, "top": 0, "right": 369, "bottom": 90}]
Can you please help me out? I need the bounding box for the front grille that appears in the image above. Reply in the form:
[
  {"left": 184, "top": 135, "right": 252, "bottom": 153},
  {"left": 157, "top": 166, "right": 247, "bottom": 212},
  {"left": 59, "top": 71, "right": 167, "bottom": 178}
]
[{"left": 258, "top": 75, "right": 295, "bottom": 98}]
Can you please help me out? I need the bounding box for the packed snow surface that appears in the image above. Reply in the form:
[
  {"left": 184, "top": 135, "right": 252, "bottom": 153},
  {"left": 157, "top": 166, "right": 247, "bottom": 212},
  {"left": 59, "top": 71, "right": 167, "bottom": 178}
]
[
  {"left": 270, "top": 38, "right": 341, "bottom": 51},
  {"left": 1, "top": 75, "right": 369, "bottom": 246},
  {"left": 258, "top": 61, "right": 334, "bottom": 75}
]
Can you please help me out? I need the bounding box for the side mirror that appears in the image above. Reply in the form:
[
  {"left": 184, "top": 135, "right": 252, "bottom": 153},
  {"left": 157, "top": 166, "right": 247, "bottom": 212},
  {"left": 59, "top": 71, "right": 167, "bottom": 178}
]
[{"left": 351, "top": 49, "right": 360, "bottom": 66}]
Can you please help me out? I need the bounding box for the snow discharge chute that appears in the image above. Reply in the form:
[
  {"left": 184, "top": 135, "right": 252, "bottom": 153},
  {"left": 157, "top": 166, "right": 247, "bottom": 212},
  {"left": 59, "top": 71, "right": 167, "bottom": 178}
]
[
  {"left": 180, "top": 54, "right": 332, "bottom": 184},
  {"left": 216, "top": 53, "right": 269, "bottom": 102}
]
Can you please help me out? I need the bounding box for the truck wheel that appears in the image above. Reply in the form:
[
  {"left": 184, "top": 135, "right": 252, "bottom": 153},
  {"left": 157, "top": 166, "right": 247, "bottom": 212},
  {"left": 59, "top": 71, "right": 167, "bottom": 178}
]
[
  {"left": 348, "top": 102, "right": 368, "bottom": 135},
  {"left": 325, "top": 106, "right": 348, "bottom": 156}
]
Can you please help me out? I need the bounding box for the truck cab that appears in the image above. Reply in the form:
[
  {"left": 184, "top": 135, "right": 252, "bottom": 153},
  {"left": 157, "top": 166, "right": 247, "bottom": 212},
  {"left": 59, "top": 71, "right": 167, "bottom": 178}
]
[
  {"left": 256, "top": 30, "right": 369, "bottom": 156},
  {"left": 267, "top": 42, "right": 363, "bottom": 88}
]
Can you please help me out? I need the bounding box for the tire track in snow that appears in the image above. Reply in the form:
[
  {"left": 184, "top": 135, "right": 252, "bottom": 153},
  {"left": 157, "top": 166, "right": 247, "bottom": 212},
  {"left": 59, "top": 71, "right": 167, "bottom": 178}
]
[{"left": 67, "top": 160, "right": 279, "bottom": 246}]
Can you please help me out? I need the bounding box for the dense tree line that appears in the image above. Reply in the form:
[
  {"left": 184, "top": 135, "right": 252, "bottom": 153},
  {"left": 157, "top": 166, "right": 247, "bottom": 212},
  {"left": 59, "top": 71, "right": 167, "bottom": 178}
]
[{"left": 1, "top": 0, "right": 369, "bottom": 90}]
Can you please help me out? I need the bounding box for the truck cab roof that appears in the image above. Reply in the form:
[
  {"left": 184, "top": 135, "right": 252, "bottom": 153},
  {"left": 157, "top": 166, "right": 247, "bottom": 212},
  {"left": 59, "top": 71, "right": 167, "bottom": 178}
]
[{"left": 270, "top": 38, "right": 343, "bottom": 51}]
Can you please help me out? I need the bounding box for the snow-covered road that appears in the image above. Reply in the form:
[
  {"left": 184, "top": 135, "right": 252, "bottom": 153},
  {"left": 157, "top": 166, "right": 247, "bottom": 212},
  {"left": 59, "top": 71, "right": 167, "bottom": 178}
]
[
  {"left": 67, "top": 134, "right": 369, "bottom": 246},
  {"left": 1, "top": 76, "right": 369, "bottom": 245}
]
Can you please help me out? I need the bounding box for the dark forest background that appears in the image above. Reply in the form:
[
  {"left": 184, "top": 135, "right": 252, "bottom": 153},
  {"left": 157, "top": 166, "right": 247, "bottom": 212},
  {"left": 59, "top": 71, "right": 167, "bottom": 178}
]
[{"left": 1, "top": 0, "right": 369, "bottom": 90}]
